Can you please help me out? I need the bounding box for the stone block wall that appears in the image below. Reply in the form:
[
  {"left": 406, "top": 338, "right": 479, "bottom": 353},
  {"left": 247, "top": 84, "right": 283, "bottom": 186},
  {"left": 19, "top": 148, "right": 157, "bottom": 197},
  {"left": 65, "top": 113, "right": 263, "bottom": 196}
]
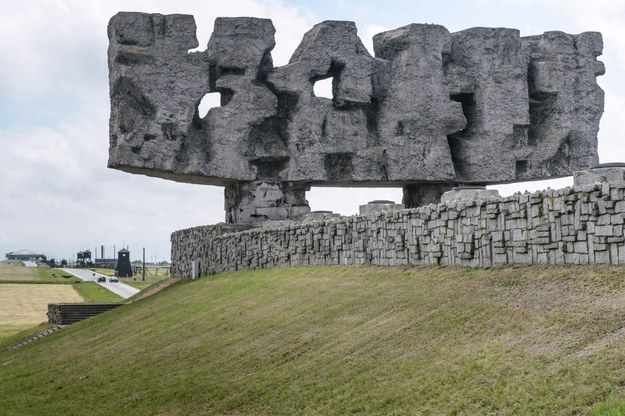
[{"left": 171, "top": 180, "right": 625, "bottom": 277}]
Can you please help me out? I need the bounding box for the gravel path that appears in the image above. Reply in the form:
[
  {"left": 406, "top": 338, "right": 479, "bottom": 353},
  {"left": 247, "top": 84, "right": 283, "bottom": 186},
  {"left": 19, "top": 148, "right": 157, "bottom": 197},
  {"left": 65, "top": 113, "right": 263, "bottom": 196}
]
[{"left": 60, "top": 268, "right": 140, "bottom": 299}]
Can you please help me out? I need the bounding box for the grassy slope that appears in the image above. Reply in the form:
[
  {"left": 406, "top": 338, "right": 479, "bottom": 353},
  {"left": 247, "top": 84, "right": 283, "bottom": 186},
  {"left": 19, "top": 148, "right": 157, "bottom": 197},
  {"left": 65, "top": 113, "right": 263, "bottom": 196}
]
[
  {"left": 0, "top": 262, "right": 37, "bottom": 281},
  {"left": 2, "top": 265, "right": 625, "bottom": 415},
  {"left": 34, "top": 266, "right": 123, "bottom": 301},
  {"left": 0, "top": 264, "right": 82, "bottom": 284}
]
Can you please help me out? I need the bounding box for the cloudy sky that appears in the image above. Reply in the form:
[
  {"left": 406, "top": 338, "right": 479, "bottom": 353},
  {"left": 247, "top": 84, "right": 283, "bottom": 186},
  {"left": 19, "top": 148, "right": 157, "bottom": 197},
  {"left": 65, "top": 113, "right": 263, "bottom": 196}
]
[{"left": 1, "top": 0, "right": 623, "bottom": 262}]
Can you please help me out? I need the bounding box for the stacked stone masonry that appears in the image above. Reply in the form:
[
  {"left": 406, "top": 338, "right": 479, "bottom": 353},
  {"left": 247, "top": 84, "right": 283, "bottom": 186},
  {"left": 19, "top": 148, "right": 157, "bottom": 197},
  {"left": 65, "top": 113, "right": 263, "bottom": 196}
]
[{"left": 171, "top": 180, "right": 625, "bottom": 277}]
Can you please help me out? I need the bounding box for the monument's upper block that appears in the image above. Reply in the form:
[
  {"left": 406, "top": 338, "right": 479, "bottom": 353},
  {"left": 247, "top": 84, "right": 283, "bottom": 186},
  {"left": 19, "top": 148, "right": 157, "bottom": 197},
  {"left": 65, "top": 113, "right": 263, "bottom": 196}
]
[{"left": 107, "top": 13, "right": 604, "bottom": 222}]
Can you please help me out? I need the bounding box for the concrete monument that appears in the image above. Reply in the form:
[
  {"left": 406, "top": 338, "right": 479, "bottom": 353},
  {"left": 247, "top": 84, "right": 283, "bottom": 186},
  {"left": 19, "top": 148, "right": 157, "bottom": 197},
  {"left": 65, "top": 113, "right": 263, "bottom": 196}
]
[{"left": 108, "top": 13, "right": 604, "bottom": 223}]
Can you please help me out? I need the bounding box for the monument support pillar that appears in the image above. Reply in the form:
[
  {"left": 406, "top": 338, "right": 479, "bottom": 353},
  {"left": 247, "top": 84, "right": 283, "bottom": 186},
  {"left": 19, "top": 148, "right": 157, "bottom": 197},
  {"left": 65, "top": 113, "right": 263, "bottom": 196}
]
[
  {"left": 573, "top": 163, "right": 625, "bottom": 188},
  {"left": 224, "top": 181, "right": 311, "bottom": 224},
  {"left": 402, "top": 184, "right": 453, "bottom": 208}
]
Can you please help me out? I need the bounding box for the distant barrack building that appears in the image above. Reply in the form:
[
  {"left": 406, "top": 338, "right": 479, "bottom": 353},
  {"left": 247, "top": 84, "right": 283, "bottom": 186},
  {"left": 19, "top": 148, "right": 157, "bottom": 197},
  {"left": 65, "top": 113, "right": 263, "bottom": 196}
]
[{"left": 5, "top": 249, "right": 47, "bottom": 262}]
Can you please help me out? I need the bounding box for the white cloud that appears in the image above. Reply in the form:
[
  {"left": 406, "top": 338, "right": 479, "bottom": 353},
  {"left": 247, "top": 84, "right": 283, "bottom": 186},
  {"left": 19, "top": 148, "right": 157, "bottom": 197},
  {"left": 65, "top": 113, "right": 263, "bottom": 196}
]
[
  {"left": 0, "top": 0, "right": 313, "bottom": 261},
  {"left": 598, "top": 89, "right": 625, "bottom": 163},
  {"left": 481, "top": 0, "right": 625, "bottom": 67}
]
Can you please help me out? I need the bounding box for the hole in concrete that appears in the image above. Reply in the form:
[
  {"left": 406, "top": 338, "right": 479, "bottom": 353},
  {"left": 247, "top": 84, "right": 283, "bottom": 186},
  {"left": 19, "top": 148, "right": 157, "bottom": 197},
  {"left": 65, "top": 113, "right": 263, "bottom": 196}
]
[
  {"left": 447, "top": 92, "right": 476, "bottom": 181},
  {"left": 197, "top": 92, "right": 222, "bottom": 118},
  {"left": 219, "top": 89, "right": 234, "bottom": 106},
  {"left": 312, "top": 62, "right": 345, "bottom": 104},
  {"left": 396, "top": 121, "right": 405, "bottom": 136},
  {"left": 220, "top": 67, "right": 245, "bottom": 76},
  {"left": 313, "top": 77, "right": 333, "bottom": 99},
  {"left": 513, "top": 124, "right": 529, "bottom": 148},
  {"left": 515, "top": 160, "right": 528, "bottom": 177},
  {"left": 257, "top": 50, "right": 273, "bottom": 82},
  {"left": 528, "top": 91, "right": 558, "bottom": 146},
  {"left": 449, "top": 93, "right": 476, "bottom": 136}
]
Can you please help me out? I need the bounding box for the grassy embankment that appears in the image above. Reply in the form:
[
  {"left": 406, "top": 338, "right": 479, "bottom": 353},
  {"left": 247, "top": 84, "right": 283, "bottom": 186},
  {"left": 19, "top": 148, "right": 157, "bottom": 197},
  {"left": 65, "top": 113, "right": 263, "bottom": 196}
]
[
  {"left": 0, "top": 262, "right": 123, "bottom": 340},
  {"left": 88, "top": 266, "right": 170, "bottom": 290},
  {"left": 2, "top": 265, "right": 625, "bottom": 415}
]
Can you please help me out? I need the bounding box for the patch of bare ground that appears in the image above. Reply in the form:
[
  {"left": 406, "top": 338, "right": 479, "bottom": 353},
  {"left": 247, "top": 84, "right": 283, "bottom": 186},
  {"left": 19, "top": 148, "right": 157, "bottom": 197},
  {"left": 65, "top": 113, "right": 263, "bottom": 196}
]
[{"left": 126, "top": 277, "right": 187, "bottom": 303}]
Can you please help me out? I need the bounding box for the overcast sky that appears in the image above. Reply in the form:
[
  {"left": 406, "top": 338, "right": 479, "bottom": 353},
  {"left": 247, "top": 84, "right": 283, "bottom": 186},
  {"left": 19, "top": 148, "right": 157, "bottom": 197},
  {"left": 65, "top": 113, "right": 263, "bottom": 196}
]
[{"left": 1, "top": 0, "right": 624, "bottom": 262}]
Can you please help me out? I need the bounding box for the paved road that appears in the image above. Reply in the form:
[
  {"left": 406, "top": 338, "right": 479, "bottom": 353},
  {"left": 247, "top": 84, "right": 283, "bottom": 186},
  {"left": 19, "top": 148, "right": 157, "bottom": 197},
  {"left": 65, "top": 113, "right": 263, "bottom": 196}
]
[
  {"left": 60, "top": 268, "right": 140, "bottom": 299},
  {"left": 23, "top": 261, "right": 38, "bottom": 267}
]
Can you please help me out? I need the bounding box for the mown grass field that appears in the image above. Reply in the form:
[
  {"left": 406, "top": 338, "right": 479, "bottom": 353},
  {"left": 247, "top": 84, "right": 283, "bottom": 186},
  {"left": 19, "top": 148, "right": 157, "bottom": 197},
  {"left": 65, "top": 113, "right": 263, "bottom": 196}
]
[
  {"left": 0, "top": 263, "right": 123, "bottom": 341},
  {"left": 0, "top": 261, "right": 37, "bottom": 281},
  {"left": 0, "top": 283, "right": 83, "bottom": 339},
  {"left": 0, "top": 262, "right": 82, "bottom": 284},
  {"left": 2, "top": 265, "right": 625, "bottom": 415}
]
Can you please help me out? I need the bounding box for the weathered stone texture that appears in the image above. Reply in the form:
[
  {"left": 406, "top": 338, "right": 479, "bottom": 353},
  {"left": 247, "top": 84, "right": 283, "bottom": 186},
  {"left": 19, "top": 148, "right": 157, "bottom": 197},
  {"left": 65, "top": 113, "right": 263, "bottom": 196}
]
[
  {"left": 440, "top": 187, "right": 500, "bottom": 204},
  {"left": 207, "top": 17, "right": 278, "bottom": 183},
  {"left": 522, "top": 31, "right": 604, "bottom": 178},
  {"left": 374, "top": 24, "right": 464, "bottom": 183},
  {"left": 224, "top": 181, "right": 310, "bottom": 223},
  {"left": 267, "top": 21, "right": 381, "bottom": 184},
  {"left": 108, "top": 13, "right": 212, "bottom": 182},
  {"left": 172, "top": 175, "right": 625, "bottom": 277},
  {"left": 446, "top": 28, "right": 529, "bottom": 182},
  {"left": 109, "top": 13, "right": 604, "bottom": 223}
]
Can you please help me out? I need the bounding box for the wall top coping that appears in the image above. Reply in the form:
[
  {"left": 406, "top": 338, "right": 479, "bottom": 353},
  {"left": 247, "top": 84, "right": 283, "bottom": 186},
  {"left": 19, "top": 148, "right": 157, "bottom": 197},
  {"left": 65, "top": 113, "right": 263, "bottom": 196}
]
[{"left": 172, "top": 179, "right": 624, "bottom": 240}]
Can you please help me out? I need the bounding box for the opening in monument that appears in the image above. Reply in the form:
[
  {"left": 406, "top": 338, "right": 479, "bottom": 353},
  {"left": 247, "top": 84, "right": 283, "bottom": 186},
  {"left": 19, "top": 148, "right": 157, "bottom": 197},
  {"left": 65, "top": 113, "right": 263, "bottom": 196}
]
[
  {"left": 307, "top": 187, "right": 403, "bottom": 216},
  {"left": 197, "top": 92, "right": 222, "bottom": 118},
  {"left": 313, "top": 77, "right": 333, "bottom": 99},
  {"left": 447, "top": 92, "right": 477, "bottom": 179}
]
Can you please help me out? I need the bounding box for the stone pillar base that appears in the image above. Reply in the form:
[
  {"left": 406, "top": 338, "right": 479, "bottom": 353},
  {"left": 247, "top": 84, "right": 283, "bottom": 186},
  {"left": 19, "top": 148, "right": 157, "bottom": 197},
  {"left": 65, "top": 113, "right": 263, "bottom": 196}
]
[
  {"left": 574, "top": 163, "right": 625, "bottom": 187},
  {"left": 359, "top": 200, "right": 404, "bottom": 215},
  {"left": 225, "top": 181, "right": 310, "bottom": 224},
  {"left": 440, "top": 186, "right": 499, "bottom": 204},
  {"left": 402, "top": 184, "right": 453, "bottom": 208},
  {"left": 304, "top": 211, "right": 341, "bottom": 221}
]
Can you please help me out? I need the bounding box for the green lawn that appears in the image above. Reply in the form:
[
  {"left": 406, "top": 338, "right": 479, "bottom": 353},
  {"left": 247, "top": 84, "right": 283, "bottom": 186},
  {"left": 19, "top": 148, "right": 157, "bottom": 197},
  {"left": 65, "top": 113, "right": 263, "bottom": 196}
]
[
  {"left": 2, "top": 265, "right": 625, "bottom": 415},
  {"left": 72, "top": 282, "right": 124, "bottom": 303},
  {"left": 36, "top": 266, "right": 82, "bottom": 283},
  {"left": 0, "top": 261, "right": 37, "bottom": 281},
  {"left": 0, "top": 263, "right": 82, "bottom": 284},
  {"left": 1, "top": 264, "right": 123, "bottom": 302},
  {"left": 0, "top": 323, "right": 57, "bottom": 349}
]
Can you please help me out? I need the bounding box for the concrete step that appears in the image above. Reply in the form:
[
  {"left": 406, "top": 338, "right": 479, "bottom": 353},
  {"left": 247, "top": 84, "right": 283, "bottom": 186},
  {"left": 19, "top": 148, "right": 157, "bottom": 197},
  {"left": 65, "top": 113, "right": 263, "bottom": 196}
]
[{"left": 48, "top": 303, "right": 123, "bottom": 325}]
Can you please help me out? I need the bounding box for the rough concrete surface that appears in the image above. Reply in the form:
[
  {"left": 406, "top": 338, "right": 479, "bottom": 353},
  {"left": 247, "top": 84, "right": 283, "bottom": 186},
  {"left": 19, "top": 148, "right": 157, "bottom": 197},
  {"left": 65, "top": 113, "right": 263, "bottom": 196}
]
[{"left": 108, "top": 13, "right": 604, "bottom": 223}]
